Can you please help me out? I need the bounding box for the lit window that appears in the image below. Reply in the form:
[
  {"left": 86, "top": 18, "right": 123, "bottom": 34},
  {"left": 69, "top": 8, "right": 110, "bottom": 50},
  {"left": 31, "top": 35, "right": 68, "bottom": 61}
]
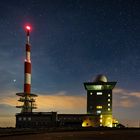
[
  {"left": 108, "top": 99, "right": 110, "bottom": 102},
  {"left": 18, "top": 117, "right": 22, "bottom": 121},
  {"left": 93, "top": 85, "right": 102, "bottom": 90},
  {"left": 97, "top": 110, "right": 101, "bottom": 114},
  {"left": 97, "top": 92, "right": 102, "bottom": 95},
  {"left": 108, "top": 94, "right": 110, "bottom": 97},
  {"left": 100, "top": 119, "right": 102, "bottom": 123},
  {"left": 90, "top": 92, "right": 93, "bottom": 95},
  {"left": 23, "top": 117, "right": 26, "bottom": 121},
  {"left": 96, "top": 106, "right": 102, "bottom": 109},
  {"left": 108, "top": 103, "right": 110, "bottom": 106},
  {"left": 100, "top": 115, "right": 102, "bottom": 118},
  {"left": 28, "top": 117, "right": 31, "bottom": 121},
  {"left": 90, "top": 106, "right": 93, "bottom": 109},
  {"left": 108, "top": 108, "right": 110, "bottom": 111}
]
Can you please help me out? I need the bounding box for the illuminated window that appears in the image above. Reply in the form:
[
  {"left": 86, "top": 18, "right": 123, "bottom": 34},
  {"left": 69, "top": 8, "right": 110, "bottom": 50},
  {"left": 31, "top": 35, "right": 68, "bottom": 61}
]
[
  {"left": 108, "top": 108, "right": 110, "bottom": 111},
  {"left": 90, "top": 106, "right": 93, "bottom": 109},
  {"left": 23, "top": 117, "right": 26, "bottom": 121},
  {"left": 96, "top": 106, "right": 102, "bottom": 109},
  {"left": 93, "top": 85, "right": 102, "bottom": 90},
  {"left": 90, "top": 92, "right": 93, "bottom": 95},
  {"left": 97, "top": 92, "right": 102, "bottom": 95},
  {"left": 108, "top": 94, "right": 110, "bottom": 97},
  {"left": 100, "top": 119, "right": 102, "bottom": 123},
  {"left": 97, "top": 110, "right": 101, "bottom": 114},
  {"left": 28, "top": 117, "right": 31, "bottom": 121},
  {"left": 18, "top": 117, "right": 22, "bottom": 121},
  {"left": 108, "top": 103, "right": 110, "bottom": 106},
  {"left": 108, "top": 99, "right": 110, "bottom": 102},
  {"left": 100, "top": 115, "right": 103, "bottom": 118}
]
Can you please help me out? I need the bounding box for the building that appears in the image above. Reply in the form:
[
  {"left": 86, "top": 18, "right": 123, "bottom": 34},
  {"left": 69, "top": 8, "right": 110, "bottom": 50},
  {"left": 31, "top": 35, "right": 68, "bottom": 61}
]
[
  {"left": 16, "top": 112, "right": 100, "bottom": 128},
  {"left": 16, "top": 74, "right": 117, "bottom": 128},
  {"left": 84, "top": 74, "right": 116, "bottom": 127},
  {"left": 57, "top": 114, "right": 100, "bottom": 127},
  {"left": 16, "top": 112, "right": 57, "bottom": 128},
  {"left": 15, "top": 25, "right": 117, "bottom": 128}
]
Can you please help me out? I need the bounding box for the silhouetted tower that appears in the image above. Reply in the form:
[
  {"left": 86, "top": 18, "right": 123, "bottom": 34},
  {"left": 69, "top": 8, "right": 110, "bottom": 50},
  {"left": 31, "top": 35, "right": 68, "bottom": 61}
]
[
  {"left": 16, "top": 25, "right": 37, "bottom": 113},
  {"left": 84, "top": 75, "right": 116, "bottom": 127}
]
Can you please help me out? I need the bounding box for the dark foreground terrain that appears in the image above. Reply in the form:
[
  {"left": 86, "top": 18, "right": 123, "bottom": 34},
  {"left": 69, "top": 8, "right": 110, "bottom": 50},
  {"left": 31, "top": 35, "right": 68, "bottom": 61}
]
[{"left": 0, "top": 129, "right": 140, "bottom": 140}]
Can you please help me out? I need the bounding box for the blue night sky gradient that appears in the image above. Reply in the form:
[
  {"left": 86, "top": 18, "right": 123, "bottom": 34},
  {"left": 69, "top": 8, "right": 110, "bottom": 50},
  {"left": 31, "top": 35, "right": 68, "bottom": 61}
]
[{"left": 0, "top": 0, "right": 140, "bottom": 126}]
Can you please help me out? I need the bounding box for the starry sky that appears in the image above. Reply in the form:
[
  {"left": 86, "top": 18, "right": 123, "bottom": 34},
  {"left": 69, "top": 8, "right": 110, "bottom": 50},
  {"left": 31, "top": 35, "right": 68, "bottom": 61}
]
[{"left": 0, "top": 0, "right": 140, "bottom": 127}]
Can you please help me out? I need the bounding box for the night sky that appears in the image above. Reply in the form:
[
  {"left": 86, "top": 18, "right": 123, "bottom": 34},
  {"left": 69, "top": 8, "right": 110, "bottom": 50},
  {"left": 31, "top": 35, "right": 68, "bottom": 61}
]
[{"left": 0, "top": 0, "right": 140, "bottom": 127}]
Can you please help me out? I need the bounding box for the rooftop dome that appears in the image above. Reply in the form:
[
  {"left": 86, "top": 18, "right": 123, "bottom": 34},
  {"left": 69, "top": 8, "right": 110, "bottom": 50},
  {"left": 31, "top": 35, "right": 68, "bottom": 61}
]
[{"left": 94, "top": 74, "right": 108, "bottom": 82}]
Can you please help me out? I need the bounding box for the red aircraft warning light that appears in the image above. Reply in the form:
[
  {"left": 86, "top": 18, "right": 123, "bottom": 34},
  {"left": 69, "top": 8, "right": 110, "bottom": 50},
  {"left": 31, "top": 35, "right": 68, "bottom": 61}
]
[
  {"left": 25, "top": 25, "right": 31, "bottom": 41},
  {"left": 26, "top": 25, "right": 31, "bottom": 31},
  {"left": 25, "top": 25, "right": 31, "bottom": 43}
]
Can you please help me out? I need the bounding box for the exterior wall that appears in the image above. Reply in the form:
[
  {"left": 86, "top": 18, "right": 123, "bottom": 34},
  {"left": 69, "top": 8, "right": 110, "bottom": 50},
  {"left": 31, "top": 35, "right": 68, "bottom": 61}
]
[
  {"left": 87, "top": 90, "right": 112, "bottom": 115},
  {"left": 57, "top": 114, "right": 100, "bottom": 127},
  {"left": 82, "top": 115, "right": 100, "bottom": 127},
  {"left": 16, "top": 112, "right": 100, "bottom": 128},
  {"left": 101, "top": 114, "right": 113, "bottom": 127},
  {"left": 16, "top": 112, "right": 57, "bottom": 128}
]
